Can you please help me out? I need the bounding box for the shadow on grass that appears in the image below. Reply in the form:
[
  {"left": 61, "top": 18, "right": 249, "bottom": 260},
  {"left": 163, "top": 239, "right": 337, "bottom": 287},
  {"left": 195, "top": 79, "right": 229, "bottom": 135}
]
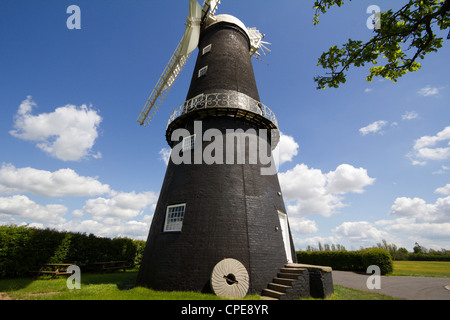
[
  {"left": 79, "top": 270, "right": 138, "bottom": 290},
  {"left": 0, "top": 269, "right": 139, "bottom": 296}
]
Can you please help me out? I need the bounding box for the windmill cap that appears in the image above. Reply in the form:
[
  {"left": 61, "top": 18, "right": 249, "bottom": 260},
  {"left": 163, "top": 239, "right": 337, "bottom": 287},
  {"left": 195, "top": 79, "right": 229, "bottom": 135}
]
[{"left": 204, "top": 14, "right": 250, "bottom": 39}]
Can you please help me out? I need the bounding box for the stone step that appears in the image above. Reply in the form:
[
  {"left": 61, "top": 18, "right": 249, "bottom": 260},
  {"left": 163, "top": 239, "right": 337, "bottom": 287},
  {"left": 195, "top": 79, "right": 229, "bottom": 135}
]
[
  {"left": 280, "top": 267, "right": 307, "bottom": 274},
  {"left": 268, "top": 282, "right": 290, "bottom": 293},
  {"left": 285, "top": 263, "right": 332, "bottom": 273},
  {"left": 261, "top": 288, "right": 285, "bottom": 300},
  {"left": 277, "top": 272, "right": 300, "bottom": 280},
  {"left": 273, "top": 277, "right": 295, "bottom": 286}
]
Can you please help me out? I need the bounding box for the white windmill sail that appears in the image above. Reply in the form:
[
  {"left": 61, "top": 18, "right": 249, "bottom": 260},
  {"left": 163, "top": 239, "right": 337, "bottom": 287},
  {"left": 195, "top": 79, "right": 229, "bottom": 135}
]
[
  {"left": 137, "top": 0, "right": 203, "bottom": 126},
  {"left": 202, "top": 0, "right": 220, "bottom": 20},
  {"left": 247, "top": 27, "right": 271, "bottom": 57}
]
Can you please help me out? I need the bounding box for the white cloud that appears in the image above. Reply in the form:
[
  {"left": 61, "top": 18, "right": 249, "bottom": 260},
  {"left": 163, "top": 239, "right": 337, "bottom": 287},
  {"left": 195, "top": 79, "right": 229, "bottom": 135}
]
[
  {"left": 288, "top": 217, "right": 318, "bottom": 235},
  {"left": 401, "top": 111, "right": 418, "bottom": 120},
  {"left": 364, "top": 88, "right": 373, "bottom": 93},
  {"left": 390, "top": 197, "right": 433, "bottom": 221},
  {"left": 0, "top": 163, "right": 111, "bottom": 197},
  {"left": 385, "top": 223, "right": 450, "bottom": 239},
  {"left": 0, "top": 195, "right": 67, "bottom": 224},
  {"left": 413, "top": 126, "right": 450, "bottom": 149},
  {"left": 279, "top": 163, "right": 374, "bottom": 217},
  {"left": 159, "top": 148, "right": 171, "bottom": 165},
  {"left": 74, "top": 191, "right": 158, "bottom": 220},
  {"left": 274, "top": 132, "right": 299, "bottom": 167},
  {"left": 333, "top": 221, "right": 389, "bottom": 243},
  {"left": 10, "top": 96, "right": 102, "bottom": 161},
  {"left": 326, "top": 164, "right": 375, "bottom": 194},
  {"left": 390, "top": 196, "right": 450, "bottom": 223},
  {"left": 417, "top": 86, "right": 439, "bottom": 96},
  {"left": 67, "top": 191, "right": 157, "bottom": 239},
  {"left": 409, "top": 126, "right": 450, "bottom": 165},
  {"left": 359, "top": 120, "right": 388, "bottom": 136},
  {"left": 435, "top": 184, "right": 450, "bottom": 195},
  {"left": 350, "top": 195, "right": 450, "bottom": 246},
  {"left": 51, "top": 216, "right": 153, "bottom": 240},
  {"left": 0, "top": 160, "right": 158, "bottom": 239},
  {"left": 414, "top": 147, "right": 450, "bottom": 161},
  {"left": 432, "top": 165, "right": 450, "bottom": 175},
  {"left": 293, "top": 235, "right": 339, "bottom": 251}
]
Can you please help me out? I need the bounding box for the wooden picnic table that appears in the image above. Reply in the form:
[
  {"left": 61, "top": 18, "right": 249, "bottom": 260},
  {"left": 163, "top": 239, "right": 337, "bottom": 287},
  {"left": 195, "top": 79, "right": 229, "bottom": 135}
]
[
  {"left": 91, "top": 261, "right": 130, "bottom": 273},
  {"left": 30, "top": 263, "right": 73, "bottom": 280}
]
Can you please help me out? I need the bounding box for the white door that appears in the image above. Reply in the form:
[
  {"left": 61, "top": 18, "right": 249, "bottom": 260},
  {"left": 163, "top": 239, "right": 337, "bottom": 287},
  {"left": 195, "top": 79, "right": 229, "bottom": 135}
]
[{"left": 278, "top": 211, "right": 293, "bottom": 263}]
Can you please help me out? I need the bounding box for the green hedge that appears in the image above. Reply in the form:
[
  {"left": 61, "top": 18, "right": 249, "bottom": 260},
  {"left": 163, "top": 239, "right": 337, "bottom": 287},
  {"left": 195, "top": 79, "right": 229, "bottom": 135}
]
[
  {"left": 407, "top": 253, "right": 450, "bottom": 261},
  {"left": 0, "top": 225, "right": 146, "bottom": 279},
  {"left": 296, "top": 248, "right": 393, "bottom": 275}
]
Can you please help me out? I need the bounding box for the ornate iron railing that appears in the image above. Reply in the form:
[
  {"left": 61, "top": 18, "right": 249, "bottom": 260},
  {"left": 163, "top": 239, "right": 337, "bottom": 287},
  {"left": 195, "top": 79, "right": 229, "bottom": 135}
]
[{"left": 167, "top": 92, "right": 278, "bottom": 129}]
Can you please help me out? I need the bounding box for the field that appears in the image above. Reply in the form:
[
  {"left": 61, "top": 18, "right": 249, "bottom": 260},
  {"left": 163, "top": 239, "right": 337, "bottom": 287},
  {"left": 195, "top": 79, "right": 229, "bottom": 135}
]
[{"left": 391, "top": 261, "right": 450, "bottom": 278}]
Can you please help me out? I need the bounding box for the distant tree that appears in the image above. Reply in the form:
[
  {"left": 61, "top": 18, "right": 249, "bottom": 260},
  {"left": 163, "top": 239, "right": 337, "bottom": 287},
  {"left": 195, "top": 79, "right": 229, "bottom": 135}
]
[
  {"left": 313, "top": 0, "right": 450, "bottom": 89},
  {"left": 397, "top": 247, "right": 409, "bottom": 260},
  {"left": 376, "top": 239, "right": 405, "bottom": 259},
  {"left": 318, "top": 241, "right": 324, "bottom": 251},
  {"left": 413, "top": 242, "right": 425, "bottom": 253}
]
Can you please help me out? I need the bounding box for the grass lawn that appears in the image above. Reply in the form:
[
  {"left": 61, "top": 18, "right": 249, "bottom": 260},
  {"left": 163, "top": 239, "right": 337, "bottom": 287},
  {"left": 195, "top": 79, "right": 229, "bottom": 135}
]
[
  {"left": 0, "top": 270, "right": 241, "bottom": 300},
  {"left": 2, "top": 261, "right": 448, "bottom": 300},
  {"left": 329, "top": 285, "right": 402, "bottom": 300},
  {"left": 0, "top": 270, "right": 400, "bottom": 300},
  {"left": 391, "top": 261, "right": 450, "bottom": 278}
]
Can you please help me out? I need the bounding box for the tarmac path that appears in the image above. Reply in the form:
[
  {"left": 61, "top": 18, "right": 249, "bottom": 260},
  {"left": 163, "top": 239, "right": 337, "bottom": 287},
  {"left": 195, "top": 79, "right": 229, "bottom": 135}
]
[{"left": 332, "top": 270, "right": 450, "bottom": 300}]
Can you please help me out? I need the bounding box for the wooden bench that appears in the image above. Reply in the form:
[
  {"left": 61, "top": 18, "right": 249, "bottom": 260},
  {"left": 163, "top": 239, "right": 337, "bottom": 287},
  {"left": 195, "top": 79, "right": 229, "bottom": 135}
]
[
  {"left": 30, "top": 263, "right": 73, "bottom": 280},
  {"left": 91, "top": 261, "right": 131, "bottom": 273}
]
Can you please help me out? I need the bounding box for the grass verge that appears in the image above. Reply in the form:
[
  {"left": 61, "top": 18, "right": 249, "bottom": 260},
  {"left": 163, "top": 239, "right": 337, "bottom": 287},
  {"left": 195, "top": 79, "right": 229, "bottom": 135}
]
[
  {"left": 0, "top": 270, "right": 400, "bottom": 300},
  {"left": 327, "top": 285, "right": 402, "bottom": 300}
]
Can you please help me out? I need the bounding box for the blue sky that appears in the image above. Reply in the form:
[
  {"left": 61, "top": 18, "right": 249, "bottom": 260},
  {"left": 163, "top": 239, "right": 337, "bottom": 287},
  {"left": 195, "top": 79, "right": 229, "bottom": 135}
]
[{"left": 1, "top": 0, "right": 449, "bottom": 251}]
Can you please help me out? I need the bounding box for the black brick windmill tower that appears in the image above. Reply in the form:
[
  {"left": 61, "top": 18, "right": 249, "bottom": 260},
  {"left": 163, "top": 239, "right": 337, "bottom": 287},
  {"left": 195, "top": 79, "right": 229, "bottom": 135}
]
[{"left": 136, "top": 0, "right": 297, "bottom": 297}]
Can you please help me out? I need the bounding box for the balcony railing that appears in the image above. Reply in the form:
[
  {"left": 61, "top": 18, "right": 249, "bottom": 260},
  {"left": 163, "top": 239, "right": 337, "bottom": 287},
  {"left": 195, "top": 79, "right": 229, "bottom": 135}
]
[{"left": 167, "top": 92, "right": 278, "bottom": 130}]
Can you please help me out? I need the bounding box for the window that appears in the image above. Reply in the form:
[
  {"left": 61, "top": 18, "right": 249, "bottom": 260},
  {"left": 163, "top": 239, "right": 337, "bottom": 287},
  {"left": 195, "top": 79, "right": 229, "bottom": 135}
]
[
  {"left": 202, "top": 44, "right": 212, "bottom": 55},
  {"left": 198, "top": 66, "right": 208, "bottom": 78},
  {"left": 164, "top": 204, "right": 186, "bottom": 232},
  {"left": 183, "top": 134, "right": 196, "bottom": 152}
]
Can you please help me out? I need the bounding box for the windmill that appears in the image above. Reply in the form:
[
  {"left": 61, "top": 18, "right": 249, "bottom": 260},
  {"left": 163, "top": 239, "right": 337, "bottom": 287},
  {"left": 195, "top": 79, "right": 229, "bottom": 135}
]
[{"left": 136, "top": 0, "right": 297, "bottom": 298}]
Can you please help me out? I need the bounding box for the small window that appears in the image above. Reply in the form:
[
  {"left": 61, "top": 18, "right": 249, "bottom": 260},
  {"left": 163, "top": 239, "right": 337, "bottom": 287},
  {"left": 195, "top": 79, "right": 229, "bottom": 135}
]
[
  {"left": 164, "top": 204, "right": 186, "bottom": 232},
  {"left": 202, "top": 44, "right": 212, "bottom": 55},
  {"left": 198, "top": 66, "right": 208, "bottom": 78},
  {"left": 183, "top": 134, "right": 196, "bottom": 152}
]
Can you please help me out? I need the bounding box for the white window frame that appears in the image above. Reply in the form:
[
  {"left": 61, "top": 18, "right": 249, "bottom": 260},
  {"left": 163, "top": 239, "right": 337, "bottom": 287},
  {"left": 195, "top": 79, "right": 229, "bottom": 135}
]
[
  {"left": 198, "top": 66, "right": 208, "bottom": 78},
  {"left": 182, "top": 134, "right": 196, "bottom": 152},
  {"left": 163, "top": 204, "right": 186, "bottom": 232},
  {"left": 202, "top": 44, "right": 212, "bottom": 55}
]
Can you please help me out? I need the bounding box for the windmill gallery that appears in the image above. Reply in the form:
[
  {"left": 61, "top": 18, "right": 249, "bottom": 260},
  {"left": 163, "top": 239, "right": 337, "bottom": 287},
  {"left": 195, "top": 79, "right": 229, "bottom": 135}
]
[{"left": 135, "top": 0, "right": 333, "bottom": 299}]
